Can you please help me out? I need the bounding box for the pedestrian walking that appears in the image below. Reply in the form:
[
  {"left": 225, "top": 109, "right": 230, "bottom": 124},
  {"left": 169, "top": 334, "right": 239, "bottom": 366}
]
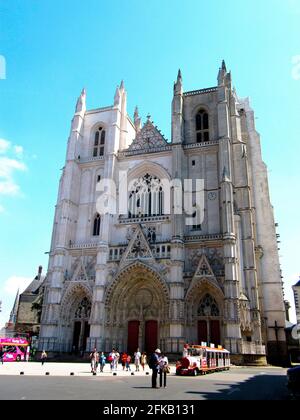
[
  {"left": 134, "top": 348, "right": 141, "bottom": 372},
  {"left": 121, "top": 352, "right": 127, "bottom": 371},
  {"left": 159, "top": 352, "right": 169, "bottom": 388},
  {"left": 99, "top": 352, "right": 106, "bottom": 372},
  {"left": 126, "top": 354, "right": 132, "bottom": 371},
  {"left": 149, "top": 349, "right": 160, "bottom": 388},
  {"left": 183, "top": 344, "right": 189, "bottom": 358},
  {"left": 141, "top": 352, "right": 147, "bottom": 371},
  {"left": 115, "top": 349, "right": 120, "bottom": 370},
  {"left": 90, "top": 348, "right": 99, "bottom": 374},
  {"left": 109, "top": 349, "right": 117, "bottom": 371},
  {"left": 41, "top": 350, "right": 48, "bottom": 366}
]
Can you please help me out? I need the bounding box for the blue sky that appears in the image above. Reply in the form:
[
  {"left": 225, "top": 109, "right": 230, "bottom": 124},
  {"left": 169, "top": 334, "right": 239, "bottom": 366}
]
[{"left": 0, "top": 0, "right": 299, "bottom": 328}]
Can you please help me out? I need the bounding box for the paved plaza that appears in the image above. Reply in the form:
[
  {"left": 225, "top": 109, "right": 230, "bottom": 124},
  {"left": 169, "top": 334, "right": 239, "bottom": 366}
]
[
  {"left": 0, "top": 363, "right": 290, "bottom": 400},
  {"left": 0, "top": 361, "right": 156, "bottom": 377}
]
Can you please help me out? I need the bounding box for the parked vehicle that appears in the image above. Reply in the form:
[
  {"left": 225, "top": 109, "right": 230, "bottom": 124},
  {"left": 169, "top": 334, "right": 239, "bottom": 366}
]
[
  {"left": 287, "top": 366, "right": 300, "bottom": 398},
  {"left": 0, "top": 337, "right": 30, "bottom": 362},
  {"left": 176, "top": 344, "right": 230, "bottom": 376}
]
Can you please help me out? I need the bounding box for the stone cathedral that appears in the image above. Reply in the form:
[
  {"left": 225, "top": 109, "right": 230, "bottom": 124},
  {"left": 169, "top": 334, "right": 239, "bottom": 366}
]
[{"left": 39, "top": 62, "right": 287, "bottom": 365}]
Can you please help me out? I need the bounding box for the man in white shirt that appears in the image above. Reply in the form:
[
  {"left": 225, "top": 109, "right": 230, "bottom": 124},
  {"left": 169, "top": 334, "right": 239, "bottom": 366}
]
[
  {"left": 158, "top": 353, "right": 169, "bottom": 388},
  {"left": 134, "top": 348, "right": 141, "bottom": 372}
]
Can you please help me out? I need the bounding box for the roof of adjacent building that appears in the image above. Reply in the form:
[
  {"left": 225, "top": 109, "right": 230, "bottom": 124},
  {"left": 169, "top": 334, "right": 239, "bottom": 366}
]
[
  {"left": 294, "top": 279, "right": 300, "bottom": 287},
  {"left": 23, "top": 275, "right": 46, "bottom": 295}
]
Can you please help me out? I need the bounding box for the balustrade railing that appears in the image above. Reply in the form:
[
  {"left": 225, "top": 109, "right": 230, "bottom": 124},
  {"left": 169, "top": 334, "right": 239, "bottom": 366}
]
[
  {"left": 77, "top": 156, "right": 105, "bottom": 164},
  {"left": 119, "top": 215, "right": 170, "bottom": 224},
  {"left": 108, "top": 242, "right": 171, "bottom": 261},
  {"left": 69, "top": 241, "right": 99, "bottom": 249},
  {"left": 240, "top": 341, "right": 266, "bottom": 355}
]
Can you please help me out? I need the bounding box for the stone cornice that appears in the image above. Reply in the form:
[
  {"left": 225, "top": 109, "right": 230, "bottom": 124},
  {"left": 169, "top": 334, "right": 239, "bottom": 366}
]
[{"left": 183, "top": 86, "right": 218, "bottom": 97}]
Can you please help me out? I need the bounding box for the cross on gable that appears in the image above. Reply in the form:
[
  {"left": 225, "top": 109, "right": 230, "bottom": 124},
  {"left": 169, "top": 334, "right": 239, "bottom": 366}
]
[
  {"left": 186, "top": 253, "right": 221, "bottom": 300},
  {"left": 71, "top": 257, "right": 89, "bottom": 282},
  {"left": 128, "top": 118, "right": 168, "bottom": 151},
  {"left": 194, "top": 253, "right": 215, "bottom": 278},
  {"left": 120, "top": 225, "right": 155, "bottom": 268}
]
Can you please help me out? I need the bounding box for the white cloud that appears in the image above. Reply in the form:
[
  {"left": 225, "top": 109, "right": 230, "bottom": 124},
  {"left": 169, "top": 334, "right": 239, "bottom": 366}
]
[
  {"left": 14, "top": 145, "right": 23, "bottom": 156},
  {"left": 0, "top": 157, "right": 27, "bottom": 177},
  {"left": 0, "top": 156, "right": 27, "bottom": 196},
  {"left": 0, "top": 139, "right": 10, "bottom": 154},
  {"left": 4, "top": 276, "right": 33, "bottom": 295}
]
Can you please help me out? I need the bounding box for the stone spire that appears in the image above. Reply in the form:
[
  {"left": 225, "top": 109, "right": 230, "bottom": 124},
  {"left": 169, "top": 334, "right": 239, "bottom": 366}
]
[
  {"left": 174, "top": 69, "right": 183, "bottom": 95},
  {"left": 218, "top": 60, "right": 227, "bottom": 85},
  {"left": 75, "top": 88, "right": 86, "bottom": 113},
  {"left": 134, "top": 106, "right": 142, "bottom": 132},
  {"left": 114, "top": 85, "right": 121, "bottom": 107},
  {"left": 37, "top": 265, "right": 43, "bottom": 281},
  {"left": 9, "top": 289, "right": 20, "bottom": 324},
  {"left": 67, "top": 88, "right": 86, "bottom": 160},
  {"left": 218, "top": 60, "right": 232, "bottom": 87},
  {"left": 119, "top": 80, "right": 128, "bottom": 150},
  {"left": 114, "top": 81, "right": 126, "bottom": 108},
  {"left": 172, "top": 69, "right": 184, "bottom": 144}
]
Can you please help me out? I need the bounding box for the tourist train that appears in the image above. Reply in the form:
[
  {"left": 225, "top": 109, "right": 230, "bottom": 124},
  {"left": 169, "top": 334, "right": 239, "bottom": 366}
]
[{"left": 176, "top": 344, "right": 230, "bottom": 376}]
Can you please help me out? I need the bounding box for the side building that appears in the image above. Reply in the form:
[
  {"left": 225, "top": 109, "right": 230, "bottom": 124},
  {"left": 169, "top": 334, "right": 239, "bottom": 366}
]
[
  {"left": 14, "top": 266, "right": 46, "bottom": 338},
  {"left": 293, "top": 279, "right": 300, "bottom": 345}
]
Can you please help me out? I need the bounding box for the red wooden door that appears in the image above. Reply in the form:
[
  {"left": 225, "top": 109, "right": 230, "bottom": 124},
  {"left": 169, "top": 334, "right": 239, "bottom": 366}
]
[
  {"left": 83, "top": 322, "right": 90, "bottom": 351},
  {"left": 198, "top": 320, "right": 208, "bottom": 344},
  {"left": 145, "top": 320, "right": 158, "bottom": 354},
  {"left": 210, "top": 320, "right": 221, "bottom": 346},
  {"left": 127, "top": 321, "right": 140, "bottom": 354},
  {"left": 72, "top": 321, "right": 81, "bottom": 352}
]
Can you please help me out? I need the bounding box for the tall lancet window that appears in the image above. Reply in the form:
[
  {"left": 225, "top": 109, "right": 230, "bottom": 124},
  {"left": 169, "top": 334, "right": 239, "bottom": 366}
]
[
  {"left": 93, "top": 213, "right": 101, "bottom": 236},
  {"left": 93, "top": 127, "right": 106, "bottom": 157},
  {"left": 128, "top": 174, "right": 164, "bottom": 218},
  {"left": 196, "top": 109, "right": 209, "bottom": 143}
]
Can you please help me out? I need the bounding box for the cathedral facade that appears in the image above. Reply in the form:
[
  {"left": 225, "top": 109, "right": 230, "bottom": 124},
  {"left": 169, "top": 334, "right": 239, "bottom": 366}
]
[{"left": 39, "top": 63, "right": 287, "bottom": 365}]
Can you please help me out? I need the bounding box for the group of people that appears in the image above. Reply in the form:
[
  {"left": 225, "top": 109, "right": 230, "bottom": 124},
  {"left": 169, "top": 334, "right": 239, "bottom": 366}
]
[
  {"left": 89, "top": 348, "right": 149, "bottom": 374},
  {"left": 89, "top": 347, "right": 170, "bottom": 388},
  {"left": 89, "top": 349, "right": 107, "bottom": 373}
]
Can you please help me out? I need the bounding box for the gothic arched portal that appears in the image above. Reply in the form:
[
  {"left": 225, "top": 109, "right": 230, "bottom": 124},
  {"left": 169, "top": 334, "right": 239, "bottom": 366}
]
[
  {"left": 185, "top": 279, "right": 224, "bottom": 347},
  {"left": 104, "top": 262, "right": 170, "bottom": 353},
  {"left": 59, "top": 284, "right": 92, "bottom": 353}
]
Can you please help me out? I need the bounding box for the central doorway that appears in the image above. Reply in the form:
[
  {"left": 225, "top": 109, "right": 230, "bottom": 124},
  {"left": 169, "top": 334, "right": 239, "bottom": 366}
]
[
  {"left": 127, "top": 321, "right": 140, "bottom": 354},
  {"left": 198, "top": 320, "right": 221, "bottom": 346},
  {"left": 145, "top": 320, "right": 158, "bottom": 353},
  {"left": 127, "top": 320, "right": 158, "bottom": 354}
]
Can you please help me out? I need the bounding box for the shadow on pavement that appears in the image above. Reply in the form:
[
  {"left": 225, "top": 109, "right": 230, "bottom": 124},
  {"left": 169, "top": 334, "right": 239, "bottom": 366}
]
[{"left": 185, "top": 373, "right": 289, "bottom": 400}]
